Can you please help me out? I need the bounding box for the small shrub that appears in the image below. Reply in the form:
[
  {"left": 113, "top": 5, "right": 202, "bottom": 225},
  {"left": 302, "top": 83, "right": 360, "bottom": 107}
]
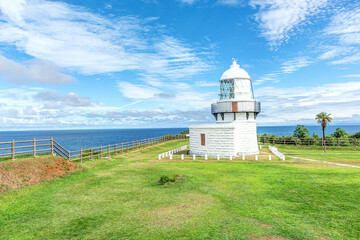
[
  {"left": 158, "top": 175, "right": 176, "bottom": 185},
  {"left": 293, "top": 125, "right": 310, "bottom": 138}
]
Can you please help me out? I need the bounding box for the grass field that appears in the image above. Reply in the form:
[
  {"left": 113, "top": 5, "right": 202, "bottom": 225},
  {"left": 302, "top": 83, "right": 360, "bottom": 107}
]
[
  {"left": 272, "top": 144, "right": 360, "bottom": 166},
  {"left": 1, "top": 140, "right": 360, "bottom": 240}
]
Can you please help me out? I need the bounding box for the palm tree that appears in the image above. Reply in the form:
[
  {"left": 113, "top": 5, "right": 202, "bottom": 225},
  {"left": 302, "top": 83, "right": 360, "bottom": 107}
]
[{"left": 315, "top": 112, "right": 333, "bottom": 153}]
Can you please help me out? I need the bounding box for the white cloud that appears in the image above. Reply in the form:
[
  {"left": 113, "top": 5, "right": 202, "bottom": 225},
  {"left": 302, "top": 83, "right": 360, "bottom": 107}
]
[
  {"left": 217, "top": 0, "right": 243, "bottom": 6},
  {"left": 254, "top": 56, "right": 312, "bottom": 86},
  {"left": 0, "top": 55, "right": 75, "bottom": 84},
  {"left": 177, "top": 0, "right": 197, "bottom": 4},
  {"left": 281, "top": 57, "right": 313, "bottom": 74},
  {"left": 0, "top": 86, "right": 215, "bottom": 129},
  {"left": 117, "top": 82, "right": 161, "bottom": 99},
  {"left": 256, "top": 81, "right": 360, "bottom": 124},
  {"left": 340, "top": 74, "right": 360, "bottom": 78},
  {"left": 331, "top": 52, "right": 360, "bottom": 65},
  {"left": 1, "top": 80, "right": 360, "bottom": 129},
  {"left": 326, "top": 8, "right": 360, "bottom": 37},
  {"left": 104, "top": 3, "right": 112, "bottom": 9},
  {"left": 195, "top": 81, "right": 218, "bottom": 87},
  {"left": 0, "top": 0, "right": 210, "bottom": 80},
  {"left": 33, "top": 89, "right": 93, "bottom": 107},
  {"left": 117, "top": 81, "right": 215, "bottom": 110},
  {"left": 318, "top": 46, "right": 354, "bottom": 60},
  {"left": 250, "top": 0, "right": 329, "bottom": 48},
  {"left": 323, "top": 8, "right": 360, "bottom": 64},
  {"left": 253, "top": 73, "right": 279, "bottom": 85},
  {"left": 0, "top": 0, "right": 26, "bottom": 24}
]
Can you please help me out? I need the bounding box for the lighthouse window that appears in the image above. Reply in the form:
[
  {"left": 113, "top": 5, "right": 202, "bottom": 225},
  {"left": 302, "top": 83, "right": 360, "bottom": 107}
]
[{"left": 220, "top": 79, "right": 234, "bottom": 99}]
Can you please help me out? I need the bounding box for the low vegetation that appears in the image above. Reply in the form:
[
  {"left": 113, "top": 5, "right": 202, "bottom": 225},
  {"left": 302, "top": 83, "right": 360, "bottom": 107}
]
[
  {"left": 1, "top": 139, "right": 360, "bottom": 239},
  {"left": 0, "top": 156, "right": 80, "bottom": 193}
]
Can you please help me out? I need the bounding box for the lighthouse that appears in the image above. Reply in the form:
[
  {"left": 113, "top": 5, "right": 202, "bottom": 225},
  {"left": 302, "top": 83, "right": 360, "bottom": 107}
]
[{"left": 189, "top": 59, "right": 261, "bottom": 157}]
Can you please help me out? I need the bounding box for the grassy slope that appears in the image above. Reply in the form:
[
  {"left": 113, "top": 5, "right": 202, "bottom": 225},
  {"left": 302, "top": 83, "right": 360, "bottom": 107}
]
[
  {"left": 274, "top": 144, "right": 360, "bottom": 166},
  {"left": 1, "top": 140, "right": 360, "bottom": 240}
]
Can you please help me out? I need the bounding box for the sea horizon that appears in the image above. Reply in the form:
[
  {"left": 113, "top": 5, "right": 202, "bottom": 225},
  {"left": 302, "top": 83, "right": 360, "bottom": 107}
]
[
  {"left": 1, "top": 123, "right": 360, "bottom": 132},
  {"left": 0, "top": 125, "right": 359, "bottom": 153}
]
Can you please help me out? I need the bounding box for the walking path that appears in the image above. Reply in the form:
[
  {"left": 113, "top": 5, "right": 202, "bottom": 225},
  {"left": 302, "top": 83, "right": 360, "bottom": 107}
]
[{"left": 287, "top": 156, "right": 360, "bottom": 169}]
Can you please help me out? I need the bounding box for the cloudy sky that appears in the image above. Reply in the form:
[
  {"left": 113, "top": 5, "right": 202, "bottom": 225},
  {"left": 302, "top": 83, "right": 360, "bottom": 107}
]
[{"left": 0, "top": 0, "right": 360, "bottom": 130}]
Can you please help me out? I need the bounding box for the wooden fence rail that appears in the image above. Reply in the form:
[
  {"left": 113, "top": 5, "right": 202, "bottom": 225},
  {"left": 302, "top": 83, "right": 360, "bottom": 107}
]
[
  {"left": 258, "top": 136, "right": 358, "bottom": 147},
  {"left": 0, "top": 134, "right": 187, "bottom": 161}
]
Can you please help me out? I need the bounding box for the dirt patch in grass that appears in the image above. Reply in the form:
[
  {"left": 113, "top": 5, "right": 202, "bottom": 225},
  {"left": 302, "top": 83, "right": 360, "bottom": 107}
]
[
  {"left": 258, "top": 223, "right": 273, "bottom": 230},
  {"left": 250, "top": 236, "right": 288, "bottom": 240},
  {"left": 133, "top": 163, "right": 159, "bottom": 166},
  {"left": 0, "top": 156, "right": 80, "bottom": 193},
  {"left": 146, "top": 193, "right": 215, "bottom": 227},
  {"left": 289, "top": 163, "right": 340, "bottom": 169}
]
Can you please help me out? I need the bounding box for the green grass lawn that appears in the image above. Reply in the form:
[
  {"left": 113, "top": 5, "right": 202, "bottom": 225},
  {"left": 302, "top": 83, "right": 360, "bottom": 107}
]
[
  {"left": 272, "top": 144, "right": 360, "bottom": 166},
  {"left": 1, "top": 140, "right": 360, "bottom": 240}
]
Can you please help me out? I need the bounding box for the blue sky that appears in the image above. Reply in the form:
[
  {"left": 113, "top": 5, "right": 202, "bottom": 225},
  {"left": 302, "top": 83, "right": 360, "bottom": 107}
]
[{"left": 0, "top": 0, "right": 360, "bottom": 130}]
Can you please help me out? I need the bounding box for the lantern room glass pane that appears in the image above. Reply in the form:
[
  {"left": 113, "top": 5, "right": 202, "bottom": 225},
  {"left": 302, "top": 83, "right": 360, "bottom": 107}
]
[{"left": 220, "top": 79, "right": 234, "bottom": 99}]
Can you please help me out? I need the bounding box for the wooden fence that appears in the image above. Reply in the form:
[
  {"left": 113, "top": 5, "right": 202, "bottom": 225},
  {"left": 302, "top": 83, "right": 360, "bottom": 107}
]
[
  {"left": 0, "top": 134, "right": 187, "bottom": 162},
  {"left": 258, "top": 136, "right": 358, "bottom": 147}
]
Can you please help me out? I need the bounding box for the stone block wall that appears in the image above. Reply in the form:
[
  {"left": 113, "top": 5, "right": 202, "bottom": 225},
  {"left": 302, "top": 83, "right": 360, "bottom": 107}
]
[
  {"left": 234, "top": 121, "right": 259, "bottom": 155},
  {"left": 189, "top": 124, "right": 235, "bottom": 157},
  {"left": 189, "top": 121, "right": 259, "bottom": 157}
]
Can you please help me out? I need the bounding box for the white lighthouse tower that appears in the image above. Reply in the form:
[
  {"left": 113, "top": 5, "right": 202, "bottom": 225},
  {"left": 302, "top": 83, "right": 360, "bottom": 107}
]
[{"left": 189, "top": 59, "right": 261, "bottom": 157}]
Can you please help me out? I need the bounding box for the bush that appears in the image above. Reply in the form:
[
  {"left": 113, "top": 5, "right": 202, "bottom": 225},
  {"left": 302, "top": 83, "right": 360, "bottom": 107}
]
[
  {"left": 352, "top": 131, "right": 360, "bottom": 138},
  {"left": 331, "top": 128, "right": 348, "bottom": 138},
  {"left": 312, "top": 132, "right": 319, "bottom": 138},
  {"left": 181, "top": 129, "right": 189, "bottom": 135},
  {"left": 158, "top": 175, "right": 176, "bottom": 185},
  {"left": 293, "top": 125, "right": 310, "bottom": 138}
]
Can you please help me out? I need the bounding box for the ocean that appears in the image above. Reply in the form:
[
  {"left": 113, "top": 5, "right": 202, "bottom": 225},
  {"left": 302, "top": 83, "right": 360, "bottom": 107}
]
[{"left": 0, "top": 125, "right": 359, "bottom": 152}]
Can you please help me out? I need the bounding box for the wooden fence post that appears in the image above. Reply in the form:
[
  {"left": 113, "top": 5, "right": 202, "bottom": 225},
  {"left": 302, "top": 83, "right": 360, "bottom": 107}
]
[
  {"left": 11, "top": 140, "right": 15, "bottom": 160},
  {"left": 295, "top": 138, "right": 298, "bottom": 146},
  {"left": 108, "top": 145, "right": 110, "bottom": 158},
  {"left": 355, "top": 138, "right": 357, "bottom": 147},
  {"left": 33, "top": 138, "right": 37, "bottom": 158},
  {"left": 67, "top": 151, "right": 70, "bottom": 161},
  {"left": 51, "top": 138, "right": 54, "bottom": 155},
  {"left": 114, "top": 144, "right": 117, "bottom": 155},
  {"left": 100, "top": 146, "right": 102, "bottom": 158},
  {"left": 283, "top": 137, "right": 286, "bottom": 145},
  {"left": 90, "top": 148, "right": 93, "bottom": 160},
  {"left": 121, "top": 143, "right": 123, "bottom": 153},
  {"left": 308, "top": 138, "right": 310, "bottom": 146},
  {"left": 80, "top": 149, "right": 83, "bottom": 163},
  {"left": 337, "top": 138, "right": 340, "bottom": 147}
]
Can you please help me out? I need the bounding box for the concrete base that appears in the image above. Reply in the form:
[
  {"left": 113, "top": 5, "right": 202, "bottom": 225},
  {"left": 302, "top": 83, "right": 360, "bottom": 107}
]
[{"left": 189, "top": 121, "right": 259, "bottom": 157}]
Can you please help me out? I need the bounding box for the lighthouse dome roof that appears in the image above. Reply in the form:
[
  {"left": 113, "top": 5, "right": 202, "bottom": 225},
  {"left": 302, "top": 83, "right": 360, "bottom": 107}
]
[{"left": 220, "top": 59, "right": 250, "bottom": 80}]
